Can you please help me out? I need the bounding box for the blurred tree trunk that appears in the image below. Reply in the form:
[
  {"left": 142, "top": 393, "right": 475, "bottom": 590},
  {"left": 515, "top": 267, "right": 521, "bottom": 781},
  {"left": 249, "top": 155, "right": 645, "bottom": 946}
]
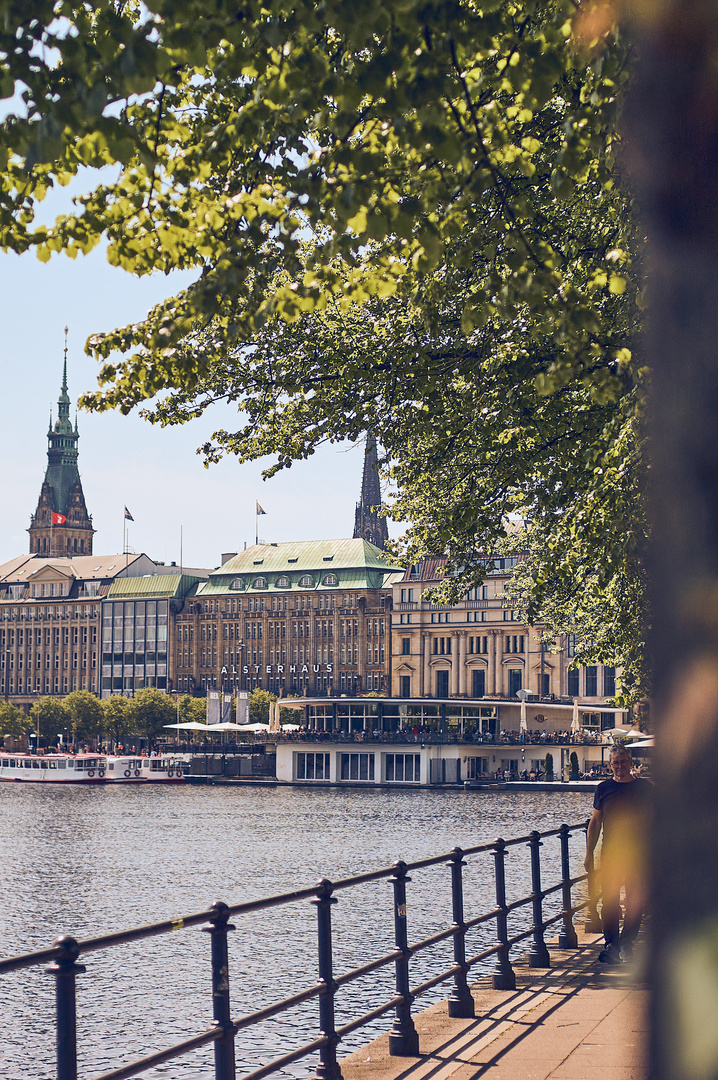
[{"left": 628, "top": 3, "right": 718, "bottom": 1077}]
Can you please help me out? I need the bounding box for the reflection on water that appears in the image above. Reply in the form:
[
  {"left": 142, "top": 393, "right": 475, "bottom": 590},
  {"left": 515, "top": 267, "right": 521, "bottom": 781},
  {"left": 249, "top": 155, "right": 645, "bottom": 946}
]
[{"left": 0, "top": 784, "right": 591, "bottom": 1079}]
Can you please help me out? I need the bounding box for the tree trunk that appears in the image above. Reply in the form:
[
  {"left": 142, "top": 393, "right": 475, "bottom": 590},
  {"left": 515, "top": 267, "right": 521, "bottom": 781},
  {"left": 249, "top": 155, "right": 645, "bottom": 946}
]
[{"left": 628, "top": 5, "right": 718, "bottom": 1076}]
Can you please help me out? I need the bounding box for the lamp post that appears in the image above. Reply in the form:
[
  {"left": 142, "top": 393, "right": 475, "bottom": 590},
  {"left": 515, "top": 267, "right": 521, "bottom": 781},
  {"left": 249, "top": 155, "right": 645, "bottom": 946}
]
[{"left": 516, "top": 687, "right": 534, "bottom": 735}]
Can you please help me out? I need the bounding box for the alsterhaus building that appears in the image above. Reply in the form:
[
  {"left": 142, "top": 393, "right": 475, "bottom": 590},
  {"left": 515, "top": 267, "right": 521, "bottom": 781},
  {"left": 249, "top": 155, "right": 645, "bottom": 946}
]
[{"left": 172, "top": 540, "right": 403, "bottom": 698}]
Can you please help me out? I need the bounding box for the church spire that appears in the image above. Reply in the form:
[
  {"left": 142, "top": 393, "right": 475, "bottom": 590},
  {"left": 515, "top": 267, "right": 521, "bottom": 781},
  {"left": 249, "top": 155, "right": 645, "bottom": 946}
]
[
  {"left": 353, "top": 434, "right": 388, "bottom": 550},
  {"left": 62, "top": 327, "right": 69, "bottom": 393}
]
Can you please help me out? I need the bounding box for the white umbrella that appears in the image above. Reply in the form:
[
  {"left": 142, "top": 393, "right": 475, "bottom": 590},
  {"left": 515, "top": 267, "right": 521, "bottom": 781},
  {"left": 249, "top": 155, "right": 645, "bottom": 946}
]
[
  {"left": 571, "top": 699, "right": 580, "bottom": 734},
  {"left": 242, "top": 722, "right": 271, "bottom": 732},
  {"left": 281, "top": 722, "right": 300, "bottom": 731},
  {"left": 163, "top": 721, "right": 212, "bottom": 731},
  {"left": 269, "top": 700, "right": 281, "bottom": 733},
  {"left": 603, "top": 726, "right": 641, "bottom": 742},
  {"left": 209, "top": 722, "right": 247, "bottom": 731}
]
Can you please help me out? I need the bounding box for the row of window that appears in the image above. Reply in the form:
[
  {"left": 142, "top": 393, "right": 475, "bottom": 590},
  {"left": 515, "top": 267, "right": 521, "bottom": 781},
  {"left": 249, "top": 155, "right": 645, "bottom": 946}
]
[
  {"left": 295, "top": 752, "right": 421, "bottom": 783},
  {"left": 1, "top": 605, "right": 100, "bottom": 621},
  {"left": 31, "top": 535, "right": 90, "bottom": 555},
  {"left": 229, "top": 573, "right": 339, "bottom": 591},
  {"left": 2, "top": 626, "right": 98, "bottom": 647},
  {"left": 568, "top": 666, "right": 616, "bottom": 697},
  {"left": 2, "top": 652, "right": 97, "bottom": 670},
  {"left": 400, "top": 609, "right": 519, "bottom": 626},
  {"left": 177, "top": 616, "right": 385, "bottom": 643},
  {"left": 7, "top": 579, "right": 101, "bottom": 600},
  {"left": 100, "top": 676, "right": 167, "bottom": 691},
  {"left": 1, "top": 675, "right": 96, "bottom": 694},
  {"left": 227, "top": 594, "right": 371, "bottom": 613}
]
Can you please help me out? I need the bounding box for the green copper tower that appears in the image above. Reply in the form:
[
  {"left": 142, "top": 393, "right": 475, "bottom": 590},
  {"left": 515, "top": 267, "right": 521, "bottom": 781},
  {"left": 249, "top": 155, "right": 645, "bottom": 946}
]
[{"left": 28, "top": 329, "right": 95, "bottom": 557}]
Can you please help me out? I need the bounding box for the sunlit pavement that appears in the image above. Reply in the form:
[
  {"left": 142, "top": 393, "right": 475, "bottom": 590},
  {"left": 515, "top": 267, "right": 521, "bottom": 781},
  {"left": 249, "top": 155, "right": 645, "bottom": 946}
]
[{"left": 341, "top": 931, "right": 647, "bottom": 1080}]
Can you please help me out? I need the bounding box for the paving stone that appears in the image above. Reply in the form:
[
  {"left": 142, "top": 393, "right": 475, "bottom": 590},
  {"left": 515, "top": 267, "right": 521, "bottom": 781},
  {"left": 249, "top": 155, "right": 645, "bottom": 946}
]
[{"left": 340, "top": 933, "right": 648, "bottom": 1080}]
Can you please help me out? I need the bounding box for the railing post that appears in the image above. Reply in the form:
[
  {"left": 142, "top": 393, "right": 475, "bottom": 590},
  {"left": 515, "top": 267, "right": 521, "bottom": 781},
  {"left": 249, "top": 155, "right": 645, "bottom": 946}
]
[
  {"left": 558, "top": 824, "right": 579, "bottom": 949},
  {"left": 491, "top": 840, "right": 516, "bottom": 990},
  {"left": 527, "top": 831, "right": 551, "bottom": 968},
  {"left": 45, "top": 935, "right": 85, "bottom": 1080},
  {"left": 389, "top": 861, "right": 420, "bottom": 1056},
  {"left": 311, "top": 878, "right": 341, "bottom": 1080},
  {"left": 447, "top": 847, "right": 475, "bottom": 1018},
  {"left": 203, "top": 901, "right": 236, "bottom": 1080},
  {"left": 582, "top": 817, "right": 602, "bottom": 933}
]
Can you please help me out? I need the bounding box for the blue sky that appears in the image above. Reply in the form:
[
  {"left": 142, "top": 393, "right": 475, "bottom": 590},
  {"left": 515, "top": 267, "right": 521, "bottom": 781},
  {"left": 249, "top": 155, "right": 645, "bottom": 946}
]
[{"left": 0, "top": 181, "right": 392, "bottom": 570}]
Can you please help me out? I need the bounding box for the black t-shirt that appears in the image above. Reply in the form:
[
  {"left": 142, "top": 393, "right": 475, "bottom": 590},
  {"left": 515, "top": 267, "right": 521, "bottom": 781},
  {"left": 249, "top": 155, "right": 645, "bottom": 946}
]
[{"left": 594, "top": 777, "right": 652, "bottom": 847}]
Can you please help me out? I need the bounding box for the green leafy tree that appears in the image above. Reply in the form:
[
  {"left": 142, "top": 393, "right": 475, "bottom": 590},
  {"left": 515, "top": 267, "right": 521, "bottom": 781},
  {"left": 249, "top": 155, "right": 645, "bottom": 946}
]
[
  {"left": 0, "top": 0, "right": 644, "bottom": 692},
  {"left": 544, "top": 752, "right": 554, "bottom": 779},
  {"left": 278, "top": 697, "right": 303, "bottom": 726},
  {"left": 126, "top": 688, "right": 176, "bottom": 743},
  {"left": 101, "top": 695, "right": 133, "bottom": 747},
  {"left": 248, "top": 688, "right": 276, "bottom": 725},
  {"left": 30, "top": 697, "right": 69, "bottom": 745},
  {"left": 0, "top": 702, "right": 30, "bottom": 739},
  {"left": 64, "top": 690, "right": 104, "bottom": 745},
  {"left": 178, "top": 695, "right": 206, "bottom": 724}
]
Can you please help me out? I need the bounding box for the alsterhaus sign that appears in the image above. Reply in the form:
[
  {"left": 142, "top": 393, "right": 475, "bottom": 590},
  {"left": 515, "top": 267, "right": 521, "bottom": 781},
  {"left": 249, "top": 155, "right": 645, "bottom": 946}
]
[{"left": 222, "top": 664, "right": 334, "bottom": 675}]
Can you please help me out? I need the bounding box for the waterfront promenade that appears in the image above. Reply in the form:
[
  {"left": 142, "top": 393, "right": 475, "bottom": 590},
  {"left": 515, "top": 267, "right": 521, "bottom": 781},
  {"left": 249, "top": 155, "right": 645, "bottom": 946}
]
[{"left": 342, "top": 931, "right": 647, "bottom": 1080}]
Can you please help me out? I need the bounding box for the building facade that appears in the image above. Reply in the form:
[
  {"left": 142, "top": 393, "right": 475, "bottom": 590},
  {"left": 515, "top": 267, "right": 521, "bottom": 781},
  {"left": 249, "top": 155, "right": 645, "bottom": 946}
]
[
  {"left": 99, "top": 574, "right": 206, "bottom": 697},
  {"left": 0, "top": 554, "right": 194, "bottom": 706},
  {"left": 171, "top": 540, "right": 402, "bottom": 698},
  {"left": 390, "top": 557, "right": 619, "bottom": 725}
]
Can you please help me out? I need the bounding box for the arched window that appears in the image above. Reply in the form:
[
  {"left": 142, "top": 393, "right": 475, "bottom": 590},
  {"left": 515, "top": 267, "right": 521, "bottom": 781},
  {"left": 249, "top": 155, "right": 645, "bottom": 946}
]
[
  {"left": 298, "top": 575, "right": 313, "bottom": 588},
  {"left": 229, "top": 578, "right": 243, "bottom": 590},
  {"left": 322, "top": 574, "right": 337, "bottom": 586},
  {"left": 276, "top": 576, "right": 290, "bottom": 588},
  {"left": 254, "top": 577, "right": 267, "bottom": 589}
]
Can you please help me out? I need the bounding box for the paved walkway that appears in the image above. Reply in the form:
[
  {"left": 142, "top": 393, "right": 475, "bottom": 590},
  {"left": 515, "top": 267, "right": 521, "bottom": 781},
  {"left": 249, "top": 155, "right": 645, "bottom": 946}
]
[{"left": 340, "top": 932, "right": 648, "bottom": 1080}]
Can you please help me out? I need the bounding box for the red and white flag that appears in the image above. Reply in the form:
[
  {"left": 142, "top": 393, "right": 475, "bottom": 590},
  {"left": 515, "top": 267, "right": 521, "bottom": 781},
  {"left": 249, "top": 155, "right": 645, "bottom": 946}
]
[{"left": 52, "top": 512, "right": 66, "bottom": 525}]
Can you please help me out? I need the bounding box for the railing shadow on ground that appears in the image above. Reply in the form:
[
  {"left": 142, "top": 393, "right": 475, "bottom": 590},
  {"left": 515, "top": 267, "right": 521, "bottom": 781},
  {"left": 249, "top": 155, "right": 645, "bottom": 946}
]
[{"left": 0, "top": 820, "right": 592, "bottom": 1080}]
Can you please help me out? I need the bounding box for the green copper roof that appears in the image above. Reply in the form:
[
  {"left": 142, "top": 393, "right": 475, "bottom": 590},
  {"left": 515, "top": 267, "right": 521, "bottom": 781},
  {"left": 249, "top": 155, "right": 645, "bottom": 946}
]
[
  {"left": 106, "top": 574, "right": 202, "bottom": 599},
  {"left": 202, "top": 539, "right": 403, "bottom": 595}
]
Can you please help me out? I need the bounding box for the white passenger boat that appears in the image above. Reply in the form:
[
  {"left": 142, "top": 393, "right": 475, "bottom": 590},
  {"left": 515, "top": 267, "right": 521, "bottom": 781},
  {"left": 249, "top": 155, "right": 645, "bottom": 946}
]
[
  {"left": 105, "top": 754, "right": 185, "bottom": 783},
  {"left": 0, "top": 753, "right": 107, "bottom": 783},
  {"left": 105, "top": 756, "right": 147, "bottom": 783}
]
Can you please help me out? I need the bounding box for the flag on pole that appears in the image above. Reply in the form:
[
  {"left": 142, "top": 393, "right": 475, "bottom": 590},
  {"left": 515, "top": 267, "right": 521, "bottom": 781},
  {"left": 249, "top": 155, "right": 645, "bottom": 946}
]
[
  {"left": 256, "top": 502, "right": 267, "bottom": 515},
  {"left": 52, "top": 512, "right": 66, "bottom": 525},
  {"left": 124, "top": 507, "right": 134, "bottom": 521}
]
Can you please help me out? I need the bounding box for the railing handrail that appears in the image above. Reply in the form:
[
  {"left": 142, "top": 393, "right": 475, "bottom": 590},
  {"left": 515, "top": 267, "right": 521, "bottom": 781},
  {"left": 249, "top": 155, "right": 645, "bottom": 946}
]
[
  {"left": 2, "top": 819, "right": 591, "bottom": 1080},
  {"left": 0, "top": 820, "right": 588, "bottom": 976}
]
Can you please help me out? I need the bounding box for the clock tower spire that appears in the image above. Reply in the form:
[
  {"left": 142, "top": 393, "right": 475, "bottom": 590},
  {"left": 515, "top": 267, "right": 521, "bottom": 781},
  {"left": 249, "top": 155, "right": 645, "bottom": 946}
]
[{"left": 28, "top": 329, "right": 95, "bottom": 557}]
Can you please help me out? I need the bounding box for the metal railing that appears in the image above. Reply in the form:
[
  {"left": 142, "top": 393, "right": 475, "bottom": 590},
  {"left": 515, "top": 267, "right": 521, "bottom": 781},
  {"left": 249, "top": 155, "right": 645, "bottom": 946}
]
[{"left": 0, "top": 820, "right": 590, "bottom": 1080}]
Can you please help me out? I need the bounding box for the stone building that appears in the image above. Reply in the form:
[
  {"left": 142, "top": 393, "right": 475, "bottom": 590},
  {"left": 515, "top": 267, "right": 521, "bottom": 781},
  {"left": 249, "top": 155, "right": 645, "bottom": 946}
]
[
  {"left": 28, "top": 358, "right": 95, "bottom": 557},
  {"left": 0, "top": 553, "right": 182, "bottom": 705},
  {"left": 391, "top": 556, "right": 619, "bottom": 725},
  {"left": 172, "top": 540, "right": 403, "bottom": 697}
]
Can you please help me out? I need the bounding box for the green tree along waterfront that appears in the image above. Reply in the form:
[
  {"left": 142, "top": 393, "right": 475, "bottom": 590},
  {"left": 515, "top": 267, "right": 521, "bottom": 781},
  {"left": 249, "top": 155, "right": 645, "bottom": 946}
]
[
  {"left": 0, "top": 0, "right": 644, "bottom": 699},
  {"left": 2, "top": 691, "right": 184, "bottom": 746},
  {"left": 63, "top": 689, "right": 104, "bottom": 744}
]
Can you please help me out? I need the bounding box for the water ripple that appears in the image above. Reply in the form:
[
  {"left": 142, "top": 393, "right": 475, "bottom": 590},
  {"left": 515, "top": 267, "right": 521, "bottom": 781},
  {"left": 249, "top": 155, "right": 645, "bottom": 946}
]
[{"left": 0, "top": 784, "right": 590, "bottom": 1079}]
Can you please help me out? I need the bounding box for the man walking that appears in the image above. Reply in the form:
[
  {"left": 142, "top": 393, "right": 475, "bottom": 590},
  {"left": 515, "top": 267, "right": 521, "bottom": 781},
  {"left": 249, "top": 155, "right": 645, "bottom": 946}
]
[{"left": 584, "top": 744, "right": 652, "bottom": 963}]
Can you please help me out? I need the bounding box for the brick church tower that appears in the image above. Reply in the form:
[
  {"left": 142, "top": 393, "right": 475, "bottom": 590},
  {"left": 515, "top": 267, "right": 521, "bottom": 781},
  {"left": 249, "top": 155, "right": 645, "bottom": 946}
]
[
  {"left": 353, "top": 434, "right": 388, "bottom": 550},
  {"left": 28, "top": 343, "right": 95, "bottom": 557}
]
